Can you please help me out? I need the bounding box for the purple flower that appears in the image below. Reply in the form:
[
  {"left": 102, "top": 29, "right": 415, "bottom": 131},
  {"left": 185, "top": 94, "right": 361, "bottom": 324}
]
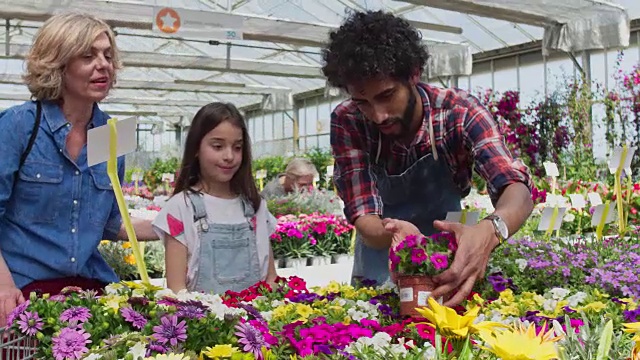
[
  {"left": 6, "top": 300, "right": 29, "bottom": 327},
  {"left": 121, "top": 307, "right": 148, "bottom": 330},
  {"left": 49, "top": 295, "right": 67, "bottom": 302},
  {"left": 235, "top": 321, "right": 268, "bottom": 360},
  {"left": 152, "top": 315, "right": 187, "bottom": 347},
  {"left": 17, "top": 311, "right": 43, "bottom": 336},
  {"left": 51, "top": 327, "right": 91, "bottom": 360},
  {"left": 176, "top": 300, "right": 207, "bottom": 320},
  {"left": 60, "top": 306, "right": 92, "bottom": 325},
  {"left": 146, "top": 340, "right": 168, "bottom": 357}
]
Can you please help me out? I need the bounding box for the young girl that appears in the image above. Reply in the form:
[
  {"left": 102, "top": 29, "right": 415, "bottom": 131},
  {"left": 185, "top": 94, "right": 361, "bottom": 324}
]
[{"left": 152, "top": 102, "right": 278, "bottom": 294}]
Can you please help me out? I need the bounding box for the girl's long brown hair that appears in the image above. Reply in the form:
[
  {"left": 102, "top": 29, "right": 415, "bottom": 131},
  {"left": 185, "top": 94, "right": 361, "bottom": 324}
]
[{"left": 172, "top": 102, "right": 261, "bottom": 211}]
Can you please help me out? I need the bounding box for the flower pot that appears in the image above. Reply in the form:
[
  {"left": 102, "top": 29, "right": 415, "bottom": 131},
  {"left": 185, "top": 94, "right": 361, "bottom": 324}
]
[
  {"left": 332, "top": 253, "right": 353, "bottom": 264},
  {"left": 310, "top": 255, "right": 332, "bottom": 266},
  {"left": 397, "top": 275, "right": 441, "bottom": 317},
  {"left": 275, "top": 257, "right": 285, "bottom": 269},
  {"left": 285, "top": 257, "right": 307, "bottom": 268}
]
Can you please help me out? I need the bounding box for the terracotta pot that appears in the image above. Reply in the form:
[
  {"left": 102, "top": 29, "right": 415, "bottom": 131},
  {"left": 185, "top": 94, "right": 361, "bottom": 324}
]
[{"left": 396, "top": 275, "right": 439, "bottom": 317}]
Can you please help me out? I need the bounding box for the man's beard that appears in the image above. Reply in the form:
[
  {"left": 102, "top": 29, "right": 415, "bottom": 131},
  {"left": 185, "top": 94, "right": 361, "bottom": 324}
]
[{"left": 377, "top": 85, "right": 417, "bottom": 139}]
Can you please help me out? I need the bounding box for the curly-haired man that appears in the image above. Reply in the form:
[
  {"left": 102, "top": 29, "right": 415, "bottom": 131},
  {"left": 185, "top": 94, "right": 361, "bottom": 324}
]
[{"left": 323, "top": 10, "right": 534, "bottom": 306}]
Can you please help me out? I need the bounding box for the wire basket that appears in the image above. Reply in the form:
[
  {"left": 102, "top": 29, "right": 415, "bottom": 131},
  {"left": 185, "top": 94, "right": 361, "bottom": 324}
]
[{"left": 0, "top": 326, "right": 37, "bottom": 359}]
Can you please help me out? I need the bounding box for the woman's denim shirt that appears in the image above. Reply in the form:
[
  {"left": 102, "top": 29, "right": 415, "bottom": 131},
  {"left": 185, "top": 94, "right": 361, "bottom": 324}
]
[{"left": 0, "top": 100, "right": 124, "bottom": 289}]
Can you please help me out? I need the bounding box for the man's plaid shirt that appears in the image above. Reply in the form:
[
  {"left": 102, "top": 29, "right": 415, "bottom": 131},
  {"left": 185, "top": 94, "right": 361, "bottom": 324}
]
[{"left": 330, "top": 83, "right": 533, "bottom": 223}]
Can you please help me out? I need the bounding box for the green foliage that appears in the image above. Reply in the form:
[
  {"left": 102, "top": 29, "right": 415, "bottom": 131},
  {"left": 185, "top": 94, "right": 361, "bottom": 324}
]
[
  {"left": 301, "top": 147, "right": 335, "bottom": 188},
  {"left": 144, "top": 157, "right": 180, "bottom": 190},
  {"left": 124, "top": 166, "right": 144, "bottom": 183},
  {"left": 252, "top": 155, "right": 288, "bottom": 182}
]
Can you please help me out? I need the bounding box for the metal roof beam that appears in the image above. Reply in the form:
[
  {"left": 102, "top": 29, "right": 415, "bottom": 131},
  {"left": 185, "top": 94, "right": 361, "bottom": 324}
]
[
  {"left": 0, "top": 74, "right": 291, "bottom": 95},
  {"left": 0, "top": 92, "right": 222, "bottom": 108},
  {"left": 5, "top": 44, "right": 323, "bottom": 78}
]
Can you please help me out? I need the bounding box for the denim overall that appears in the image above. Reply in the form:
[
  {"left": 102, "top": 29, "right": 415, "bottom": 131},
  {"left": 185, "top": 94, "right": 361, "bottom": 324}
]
[
  {"left": 187, "top": 192, "right": 262, "bottom": 294},
  {"left": 351, "top": 119, "right": 463, "bottom": 285}
]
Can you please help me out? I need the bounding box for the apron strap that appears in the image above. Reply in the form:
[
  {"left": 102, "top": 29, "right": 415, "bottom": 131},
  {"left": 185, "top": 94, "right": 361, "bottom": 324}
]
[
  {"left": 241, "top": 198, "right": 257, "bottom": 233},
  {"left": 428, "top": 116, "right": 438, "bottom": 161},
  {"left": 187, "top": 191, "right": 209, "bottom": 232}
]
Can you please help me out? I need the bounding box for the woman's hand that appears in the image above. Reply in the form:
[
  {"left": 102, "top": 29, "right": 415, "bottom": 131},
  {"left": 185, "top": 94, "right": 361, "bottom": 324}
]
[{"left": 0, "top": 284, "right": 24, "bottom": 328}]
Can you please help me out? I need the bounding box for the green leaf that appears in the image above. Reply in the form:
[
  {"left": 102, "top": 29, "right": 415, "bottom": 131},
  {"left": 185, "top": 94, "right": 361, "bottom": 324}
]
[{"left": 595, "top": 319, "right": 613, "bottom": 360}]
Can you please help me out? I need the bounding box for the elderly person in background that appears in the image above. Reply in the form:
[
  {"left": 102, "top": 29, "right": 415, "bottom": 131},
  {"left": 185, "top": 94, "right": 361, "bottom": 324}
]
[
  {"left": 0, "top": 12, "right": 157, "bottom": 326},
  {"left": 261, "top": 157, "right": 319, "bottom": 199}
]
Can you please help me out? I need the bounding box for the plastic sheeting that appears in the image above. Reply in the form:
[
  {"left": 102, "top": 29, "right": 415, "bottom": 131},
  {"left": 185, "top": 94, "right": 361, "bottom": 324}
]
[{"left": 397, "top": 0, "right": 630, "bottom": 54}]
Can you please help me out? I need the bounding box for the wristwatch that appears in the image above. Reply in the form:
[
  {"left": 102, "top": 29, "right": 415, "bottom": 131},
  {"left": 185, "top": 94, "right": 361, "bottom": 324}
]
[{"left": 483, "top": 214, "right": 509, "bottom": 246}]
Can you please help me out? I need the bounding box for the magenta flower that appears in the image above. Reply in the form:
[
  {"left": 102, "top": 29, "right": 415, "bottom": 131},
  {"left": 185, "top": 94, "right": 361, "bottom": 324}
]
[
  {"left": 235, "top": 321, "right": 268, "bottom": 360},
  {"left": 430, "top": 253, "right": 449, "bottom": 270},
  {"left": 121, "top": 307, "right": 148, "bottom": 329},
  {"left": 51, "top": 327, "right": 91, "bottom": 360},
  {"left": 152, "top": 315, "right": 187, "bottom": 347},
  {"left": 60, "top": 306, "right": 92, "bottom": 324},
  {"left": 410, "top": 248, "right": 427, "bottom": 265},
  {"left": 17, "top": 311, "right": 43, "bottom": 336}
]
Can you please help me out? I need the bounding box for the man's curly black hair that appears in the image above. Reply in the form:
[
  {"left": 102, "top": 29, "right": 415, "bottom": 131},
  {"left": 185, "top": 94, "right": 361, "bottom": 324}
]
[{"left": 321, "top": 10, "right": 429, "bottom": 90}]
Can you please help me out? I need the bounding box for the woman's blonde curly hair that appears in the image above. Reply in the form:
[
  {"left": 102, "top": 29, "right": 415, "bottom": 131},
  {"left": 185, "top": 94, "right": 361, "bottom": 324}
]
[{"left": 23, "top": 12, "right": 122, "bottom": 101}]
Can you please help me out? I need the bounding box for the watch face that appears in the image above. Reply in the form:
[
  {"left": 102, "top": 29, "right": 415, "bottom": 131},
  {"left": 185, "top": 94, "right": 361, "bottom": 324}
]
[{"left": 496, "top": 219, "right": 509, "bottom": 239}]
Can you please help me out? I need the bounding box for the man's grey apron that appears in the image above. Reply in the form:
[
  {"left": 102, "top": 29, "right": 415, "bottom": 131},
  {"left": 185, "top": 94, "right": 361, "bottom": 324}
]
[
  {"left": 351, "top": 119, "right": 462, "bottom": 286},
  {"left": 187, "top": 192, "right": 262, "bottom": 294}
]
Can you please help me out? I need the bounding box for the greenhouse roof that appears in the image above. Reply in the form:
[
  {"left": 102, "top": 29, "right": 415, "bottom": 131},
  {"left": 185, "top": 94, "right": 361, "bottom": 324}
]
[{"left": 0, "top": 0, "right": 637, "bottom": 122}]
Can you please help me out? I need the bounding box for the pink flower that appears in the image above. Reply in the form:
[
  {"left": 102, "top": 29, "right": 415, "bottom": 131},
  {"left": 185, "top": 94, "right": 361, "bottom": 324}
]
[
  {"left": 411, "top": 248, "right": 427, "bottom": 265},
  {"left": 430, "top": 253, "right": 449, "bottom": 270}
]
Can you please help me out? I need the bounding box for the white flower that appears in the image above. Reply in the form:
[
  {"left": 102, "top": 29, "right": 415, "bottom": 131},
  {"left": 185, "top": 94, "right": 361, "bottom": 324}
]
[
  {"left": 543, "top": 299, "right": 558, "bottom": 312},
  {"left": 563, "top": 212, "right": 575, "bottom": 223},
  {"left": 566, "top": 292, "right": 588, "bottom": 307},
  {"left": 549, "top": 287, "right": 570, "bottom": 300},
  {"left": 260, "top": 311, "right": 273, "bottom": 322},
  {"left": 104, "top": 283, "right": 124, "bottom": 295},
  {"left": 515, "top": 258, "right": 528, "bottom": 271},
  {"left": 128, "top": 342, "right": 147, "bottom": 360}
]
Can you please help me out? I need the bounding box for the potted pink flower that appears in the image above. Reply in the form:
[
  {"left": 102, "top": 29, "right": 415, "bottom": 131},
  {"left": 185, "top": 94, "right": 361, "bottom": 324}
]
[{"left": 389, "top": 232, "right": 457, "bottom": 317}]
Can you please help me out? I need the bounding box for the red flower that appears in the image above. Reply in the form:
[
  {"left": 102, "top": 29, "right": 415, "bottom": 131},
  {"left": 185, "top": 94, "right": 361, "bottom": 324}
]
[{"left": 287, "top": 276, "right": 307, "bottom": 291}]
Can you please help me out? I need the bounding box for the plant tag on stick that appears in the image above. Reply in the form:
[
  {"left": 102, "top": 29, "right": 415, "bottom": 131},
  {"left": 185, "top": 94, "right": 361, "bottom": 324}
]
[
  {"left": 87, "top": 117, "right": 137, "bottom": 167},
  {"left": 568, "top": 194, "right": 586, "bottom": 210},
  {"left": 608, "top": 146, "right": 636, "bottom": 174},
  {"left": 538, "top": 206, "right": 566, "bottom": 232}
]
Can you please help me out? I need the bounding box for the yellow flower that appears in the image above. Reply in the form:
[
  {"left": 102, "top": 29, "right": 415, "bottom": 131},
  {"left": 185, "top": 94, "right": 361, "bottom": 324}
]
[
  {"left": 122, "top": 280, "right": 145, "bottom": 289},
  {"left": 295, "top": 304, "right": 314, "bottom": 319},
  {"left": 100, "top": 294, "right": 126, "bottom": 312},
  {"left": 478, "top": 322, "right": 560, "bottom": 360},
  {"left": 100, "top": 240, "right": 110, "bottom": 246},
  {"left": 415, "top": 297, "right": 504, "bottom": 340},
  {"left": 124, "top": 254, "right": 136, "bottom": 265},
  {"left": 325, "top": 281, "right": 340, "bottom": 294},
  {"left": 498, "top": 304, "right": 521, "bottom": 317},
  {"left": 499, "top": 289, "right": 515, "bottom": 303},
  {"left": 623, "top": 322, "right": 640, "bottom": 341},
  {"left": 580, "top": 301, "right": 607, "bottom": 313},
  {"left": 202, "top": 344, "right": 238, "bottom": 359},
  {"left": 122, "top": 241, "right": 132, "bottom": 249}
]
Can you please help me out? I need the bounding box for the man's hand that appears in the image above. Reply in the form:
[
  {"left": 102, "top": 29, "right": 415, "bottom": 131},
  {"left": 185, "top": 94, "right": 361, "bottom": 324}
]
[
  {"left": 382, "top": 218, "right": 421, "bottom": 249},
  {"left": 0, "top": 284, "right": 25, "bottom": 328},
  {"left": 431, "top": 219, "right": 498, "bottom": 307},
  {"left": 382, "top": 218, "right": 422, "bottom": 283}
]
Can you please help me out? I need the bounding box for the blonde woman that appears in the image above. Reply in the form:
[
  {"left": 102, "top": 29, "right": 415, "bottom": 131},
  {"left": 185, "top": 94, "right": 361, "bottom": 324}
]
[
  {"left": 0, "top": 12, "right": 157, "bottom": 325},
  {"left": 261, "top": 157, "right": 319, "bottom": 199}
]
